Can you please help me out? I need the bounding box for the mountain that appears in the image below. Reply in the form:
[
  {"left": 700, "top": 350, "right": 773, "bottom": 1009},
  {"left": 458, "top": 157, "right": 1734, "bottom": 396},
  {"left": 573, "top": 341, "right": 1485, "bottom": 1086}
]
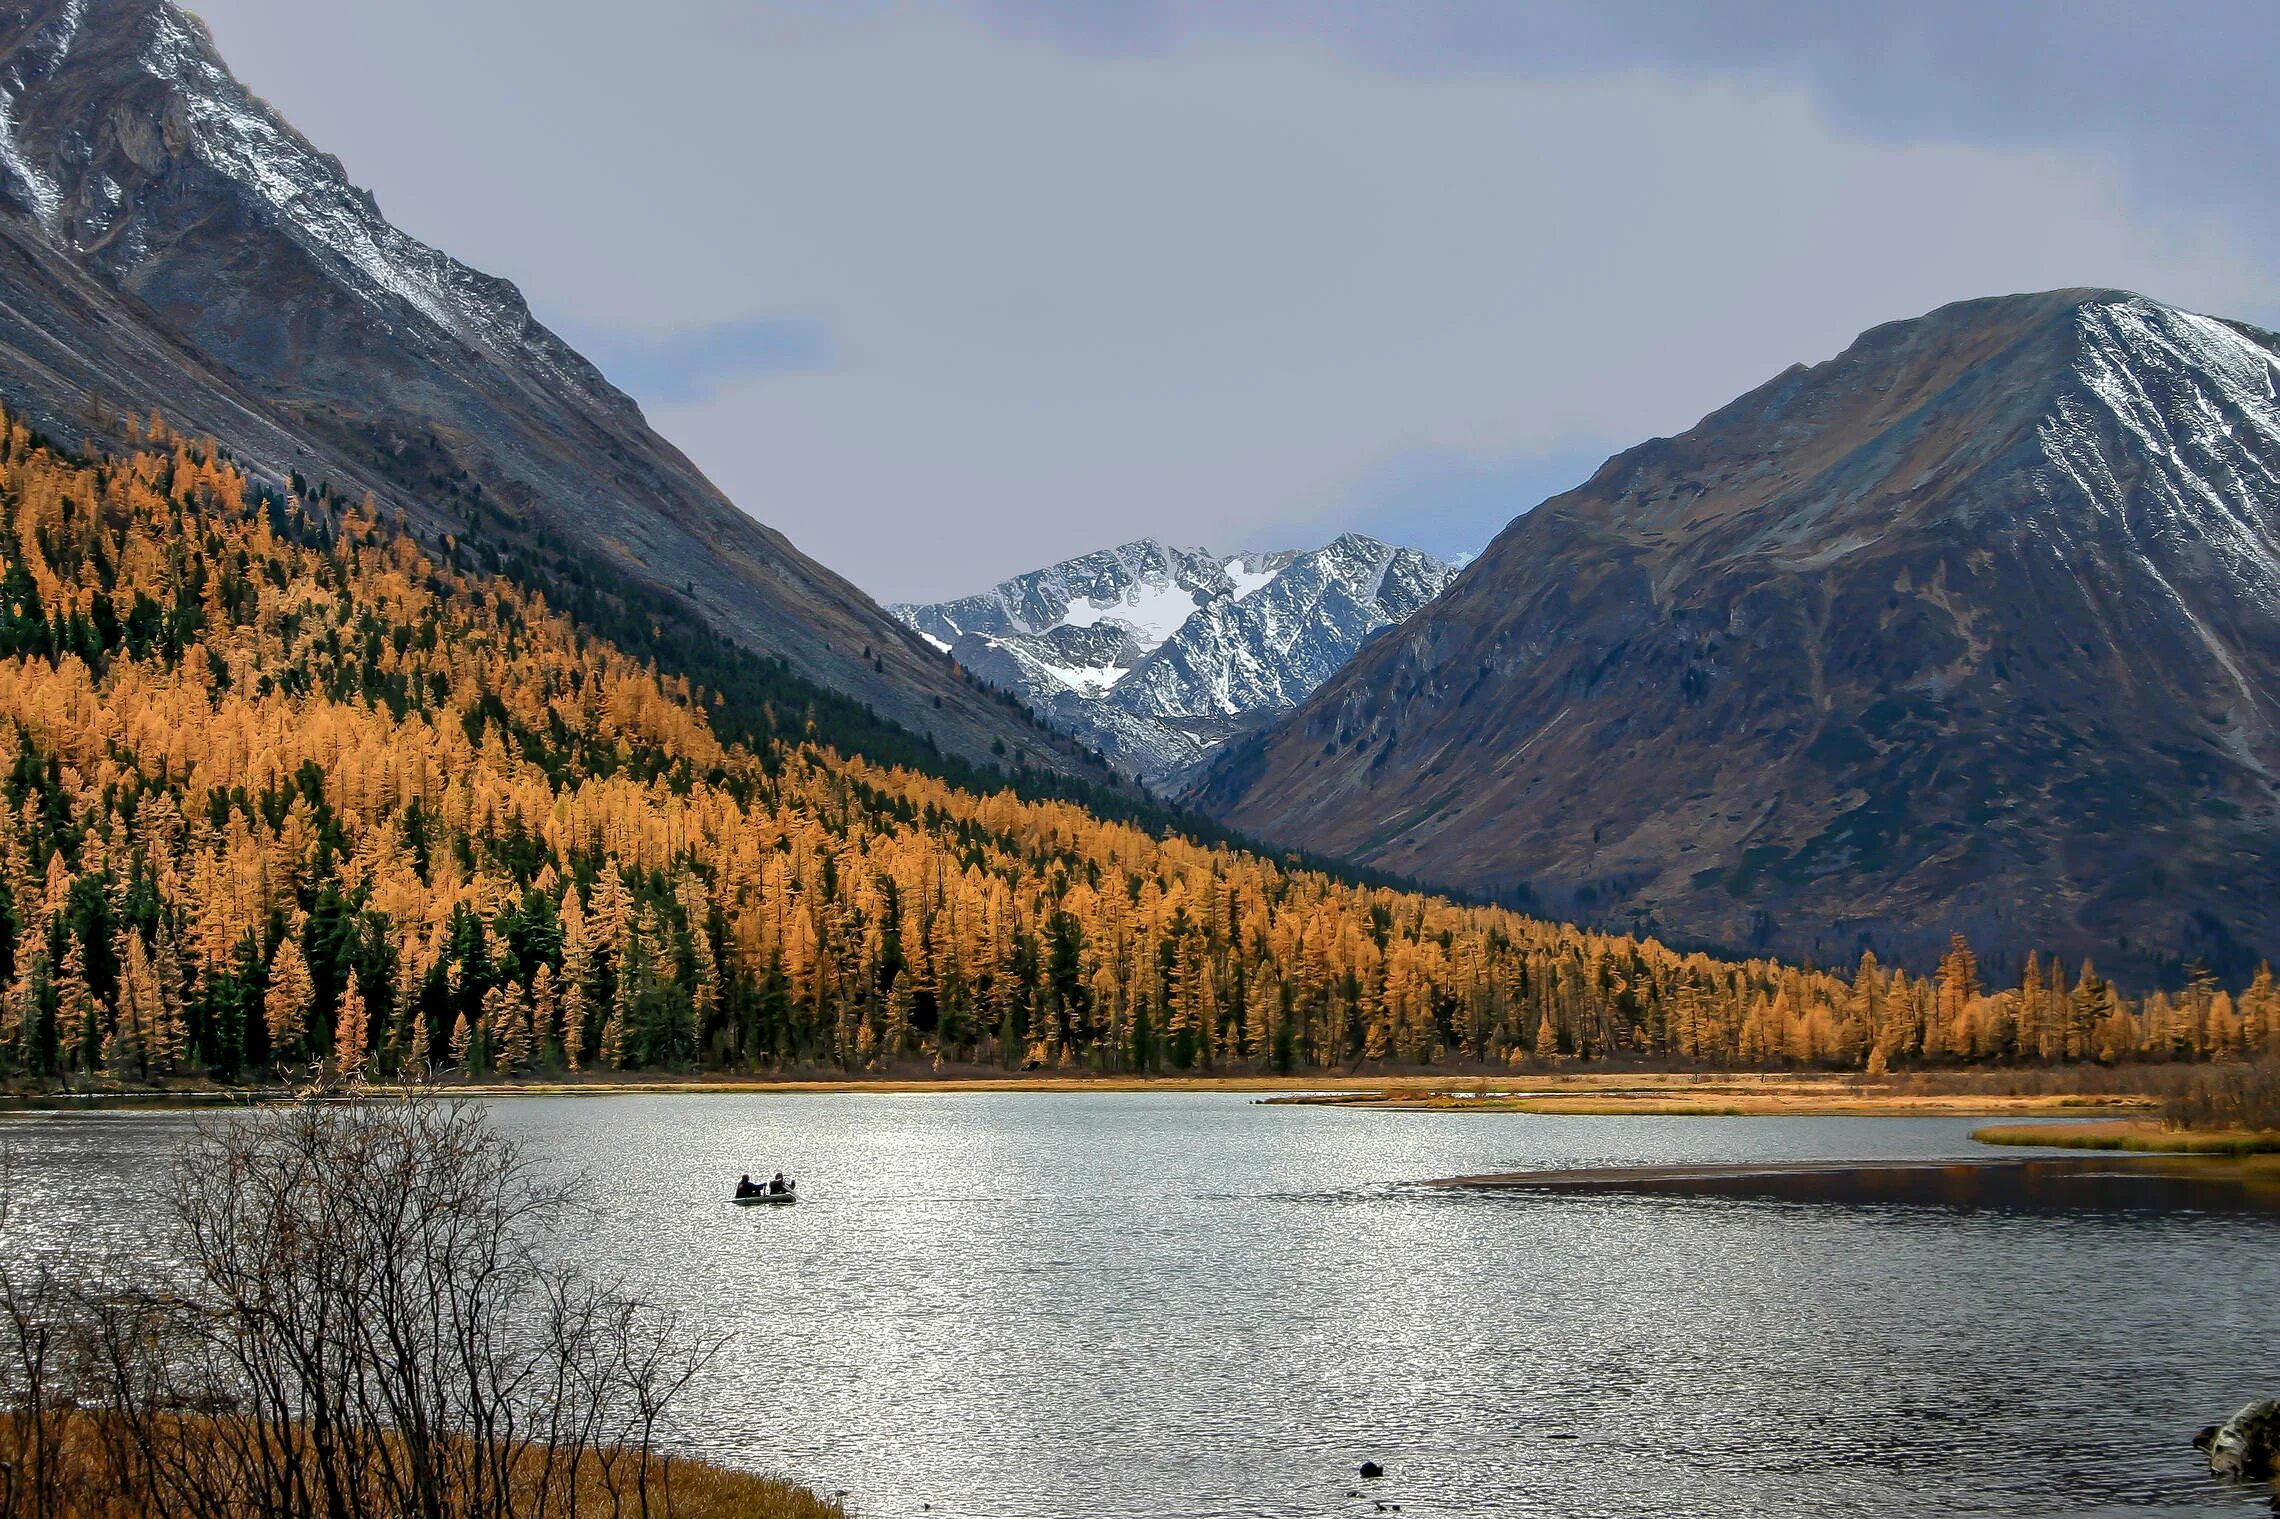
[
  {"left": 0, "top": 0, "right": 1084, "bottom": 781},
  {"left": 1192, "top": 289, "right": 2280, "bottom": 984},
  {"left": 893, "top": 534, "right": 1456, "bottom": 785}
]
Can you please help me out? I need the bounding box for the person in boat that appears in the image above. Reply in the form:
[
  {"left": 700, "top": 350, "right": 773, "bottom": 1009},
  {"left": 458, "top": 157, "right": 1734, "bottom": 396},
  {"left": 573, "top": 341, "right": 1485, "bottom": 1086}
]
[
  {"left": 736, "top": 1174, "right": 756, "bottom": 1198},
  {"left": 768, "top": 1171, "right": 788, "bottom": 1195}
]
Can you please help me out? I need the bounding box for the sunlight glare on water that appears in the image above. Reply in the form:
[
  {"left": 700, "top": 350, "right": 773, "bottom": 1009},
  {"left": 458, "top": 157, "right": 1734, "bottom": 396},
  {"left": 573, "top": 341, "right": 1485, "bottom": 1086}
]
[{"left": 3, "top": 1092, "right": 2274, "bottom": 1519}]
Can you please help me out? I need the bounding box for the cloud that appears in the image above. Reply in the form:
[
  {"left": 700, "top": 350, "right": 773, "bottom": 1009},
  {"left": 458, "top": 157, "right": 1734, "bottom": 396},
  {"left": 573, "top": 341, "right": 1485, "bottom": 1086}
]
[
  {"left": 960, "top": 1, "right": 2280, "bottom": 232},
  {"left": 552, "top": 317, "right": 832, "bottom": 405},
  {"left": 184, "top": 1, "right": 2280, "bottom": 603}
]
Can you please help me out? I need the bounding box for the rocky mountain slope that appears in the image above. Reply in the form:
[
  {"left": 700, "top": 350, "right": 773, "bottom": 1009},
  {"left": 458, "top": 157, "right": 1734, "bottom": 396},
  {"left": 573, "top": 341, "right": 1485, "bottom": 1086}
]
[
  {"left": 0, "top": 0, "right": 1080, "bottom": 780},
  {"left": 895, "top": 534, "right": 1455, "bottom": 784},
  {"left": 1192, "top": 290, "right": 2280, "bottom": 983}
]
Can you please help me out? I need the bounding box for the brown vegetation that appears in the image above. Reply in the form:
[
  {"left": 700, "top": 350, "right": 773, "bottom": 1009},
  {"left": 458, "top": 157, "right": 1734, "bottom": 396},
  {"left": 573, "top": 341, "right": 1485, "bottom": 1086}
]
[
  {"left": 1970, "top": 1120, "right": 2280, "bottom": 1155},
  {"left": 0, "top": 1413, "right": 838, "bottom": 1519},
  {"left": 0, "top": 1087, "right": 831, "bottom": 1518},
  {"left": 1264, "top": 1069, "right": 2158, "bottom": 1117},
  {"left": 1972, "top": 1057, "right": 2280, "bottom": 1151},
  {"left": 2161, "top": 1056, "right": 2280, "bottom": 1132}
]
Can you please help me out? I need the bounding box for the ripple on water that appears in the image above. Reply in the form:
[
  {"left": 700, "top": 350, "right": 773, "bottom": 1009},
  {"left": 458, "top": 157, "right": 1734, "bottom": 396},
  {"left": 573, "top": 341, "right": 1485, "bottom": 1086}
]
[{"left": 1, "top": 1093, "right": 2273, "bottom": 1519}]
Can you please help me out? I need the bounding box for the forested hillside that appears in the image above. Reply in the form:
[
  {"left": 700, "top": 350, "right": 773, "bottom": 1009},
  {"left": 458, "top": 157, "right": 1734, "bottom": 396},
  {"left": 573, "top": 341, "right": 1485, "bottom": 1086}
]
[{"left": 0, "top": 416, "right": 2272, "bottom": 1086}]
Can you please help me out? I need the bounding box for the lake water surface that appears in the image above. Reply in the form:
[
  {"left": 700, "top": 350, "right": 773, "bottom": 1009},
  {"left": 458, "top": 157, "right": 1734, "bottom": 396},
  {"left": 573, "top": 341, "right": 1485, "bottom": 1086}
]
[{"left": 4, "top": 1092, "right": 2275, "bottom": 1518}]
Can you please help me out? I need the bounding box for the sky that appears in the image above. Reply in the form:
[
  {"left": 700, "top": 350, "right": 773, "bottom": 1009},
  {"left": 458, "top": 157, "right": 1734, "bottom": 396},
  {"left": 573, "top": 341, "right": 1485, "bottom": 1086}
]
[{"left": 183, "top": 0, "right": 2280, "bottom": 602}]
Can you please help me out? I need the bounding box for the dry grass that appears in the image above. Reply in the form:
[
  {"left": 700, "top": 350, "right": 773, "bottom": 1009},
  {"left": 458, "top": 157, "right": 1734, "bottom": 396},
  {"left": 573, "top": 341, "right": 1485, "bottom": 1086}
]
[
  {"left": 1265, "top": 1071, "right": 2158, "bottom": 1117},
  {"left": 6, "top": 1062, "right": 2264, "bottom": 1110},
  {"left": 0, "top": 1412, "right": 843, "bottom": 1519},
  {"left": 654, "top": 1455, "right": 846, "bottom": 1519},
  {"left": 6, "top": 1068, "right": 1546, "bottom": 1108},
  {"left": 1972, "top": 1120, "right": 2280, "bottom": 1155}
]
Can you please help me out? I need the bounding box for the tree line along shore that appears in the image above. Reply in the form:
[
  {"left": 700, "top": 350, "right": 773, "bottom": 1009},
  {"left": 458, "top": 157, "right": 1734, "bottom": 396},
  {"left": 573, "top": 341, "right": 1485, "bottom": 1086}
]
[{"left": 0, "top": 418, "right": 2273, "bottom": 1100}]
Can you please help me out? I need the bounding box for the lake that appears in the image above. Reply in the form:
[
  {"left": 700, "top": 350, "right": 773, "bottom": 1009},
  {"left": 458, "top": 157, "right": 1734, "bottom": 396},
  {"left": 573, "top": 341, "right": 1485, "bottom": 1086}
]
[{"left": 3, "top": 1092, "right": 2274, "bottom": 1518}]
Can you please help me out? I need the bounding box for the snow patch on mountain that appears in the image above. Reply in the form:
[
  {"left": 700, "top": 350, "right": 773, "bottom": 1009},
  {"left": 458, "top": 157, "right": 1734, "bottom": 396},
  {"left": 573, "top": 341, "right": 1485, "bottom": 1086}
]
[
  {"left": 2041, "top": 297, "right": 2280, "bottom": 620},
  {"left": 1056, "top": 577, "right": 1208, "bottom": 650},
  {"left": 1225, "top": 556, "right": 1282, "bottom": 601},
  {"left": 0, "top": 96, "right": 59, "bottom": 227},
  {"left": 0, "top": 0, "right": 80, "bottom": 231},
  {"left": 49, "top": 1, "right": 631, "bottom": 416},
  {"left": 1031, "top": 659, "right": 1131, "bottom": 696},
  {"left": 893, "top": 533, "right": 1456, "bottom": 786},
  {"left": 2031, "top": 297, "right": 2280, "bottom": 722}
]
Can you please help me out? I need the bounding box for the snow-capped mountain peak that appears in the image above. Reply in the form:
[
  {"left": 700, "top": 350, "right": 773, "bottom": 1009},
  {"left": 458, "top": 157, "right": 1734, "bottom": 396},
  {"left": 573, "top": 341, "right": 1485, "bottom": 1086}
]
[
  {"left": 1188, "top": 287, "right": 2280, "bottom": 983},
  {"left": 893, "top": 533, "right": 1455, "bottom": 786},
  {"left": 0, "top": 0, "right": 628, "bottom": 419}
]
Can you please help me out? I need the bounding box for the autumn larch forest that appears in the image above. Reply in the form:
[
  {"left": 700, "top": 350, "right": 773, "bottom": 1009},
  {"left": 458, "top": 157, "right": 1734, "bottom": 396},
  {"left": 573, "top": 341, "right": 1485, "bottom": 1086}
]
[{"left": 0, "top": 413, "right": 2270, "bottom": 1089}]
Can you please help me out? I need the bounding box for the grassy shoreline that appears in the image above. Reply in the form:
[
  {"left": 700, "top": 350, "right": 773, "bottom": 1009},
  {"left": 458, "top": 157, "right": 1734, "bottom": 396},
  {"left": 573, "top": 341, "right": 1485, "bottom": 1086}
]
[
  {"left": 2, "top": 1069, "right": 1518, "bottom": 1110},
  {"left": 1257, "top": 1073, "right": 2158, "bottom": 1118},
  {"left": 2, "top": 1068, "right": 2176, "bottom": 1114},
  {"left": 1971, "top": 1119, "right": 2280, "bottom": 1155},
  {"left": 0, "top": 1411, "right": 842, "bottom": 1519}
]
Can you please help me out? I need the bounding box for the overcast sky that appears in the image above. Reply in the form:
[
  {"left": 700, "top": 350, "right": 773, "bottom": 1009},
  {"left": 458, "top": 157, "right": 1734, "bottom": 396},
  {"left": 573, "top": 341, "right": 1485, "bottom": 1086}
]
[{"left": 184, "top": 0, "right": 2280, "bottom": 602}]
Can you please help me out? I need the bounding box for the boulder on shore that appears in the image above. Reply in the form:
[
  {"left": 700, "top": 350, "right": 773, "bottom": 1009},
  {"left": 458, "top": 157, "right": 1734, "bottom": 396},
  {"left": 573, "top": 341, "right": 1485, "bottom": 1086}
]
[{"left": 2196, "top": 1400, "right": 2280, "bottom": 1480}]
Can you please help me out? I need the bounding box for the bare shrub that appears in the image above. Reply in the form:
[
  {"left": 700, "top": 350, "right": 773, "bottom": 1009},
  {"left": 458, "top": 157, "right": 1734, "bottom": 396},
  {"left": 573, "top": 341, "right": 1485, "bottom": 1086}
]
[
  {"left": 2162, "top": 1057, "right": 2280, "bottom": 1132},
  {"left": 1, "top": 1089, "right": 751, "bottom": 1518},
  {"left": 0, "top": 1229, "right": 79, "bottom": 1519}
]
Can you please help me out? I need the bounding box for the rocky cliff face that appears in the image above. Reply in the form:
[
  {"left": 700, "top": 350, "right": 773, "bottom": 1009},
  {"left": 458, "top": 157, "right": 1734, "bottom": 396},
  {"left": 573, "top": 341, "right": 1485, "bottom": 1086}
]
[
  {"left": 0, "top": 0, "right": 1079, "bottom": 778},
  {"left": 895, "top": 534, "right": 1455, "bottom": 785},
  {"left": 1192, "top": 290, "right": 2280, "bottom": 983}
]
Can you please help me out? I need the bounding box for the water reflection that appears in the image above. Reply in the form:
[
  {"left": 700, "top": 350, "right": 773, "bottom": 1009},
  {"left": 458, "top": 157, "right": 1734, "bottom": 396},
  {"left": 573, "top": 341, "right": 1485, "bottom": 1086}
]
[{"left": 2, "top": 1095, "right": 2273, "bottom": 1518}]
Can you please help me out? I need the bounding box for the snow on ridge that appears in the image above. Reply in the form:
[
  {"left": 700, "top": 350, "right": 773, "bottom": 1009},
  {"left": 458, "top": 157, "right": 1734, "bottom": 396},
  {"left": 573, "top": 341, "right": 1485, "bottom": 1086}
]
[
  {"left": 131, "top": 2, "right": 615, "bottom": 410},
  {"left": 2032, "top": 296, "right": 2280, "bottom": 709},
  {"left": 0, "top": 0, "right": 86, "bottom": 235},
  {"left": 46, "top": 0, "right": 87, "bottom": 67},
  {"left": 1224, "top": 555, "right": 1283, "bottom": 602},
  {"left": 1362, "top": 540, "right": 1401, "bottom": 604},
  {"left": 891, "top": 532, "right": 1456, "bottom": 785},
  {"left": 0, "top": 94, "right": 60, "bottom": 229},
  {"left": 143, "top": 7, "right": 455, "bottom": 332},
  {"left": 1056, "top": 576, "right": 1205, "bottom": 650}
]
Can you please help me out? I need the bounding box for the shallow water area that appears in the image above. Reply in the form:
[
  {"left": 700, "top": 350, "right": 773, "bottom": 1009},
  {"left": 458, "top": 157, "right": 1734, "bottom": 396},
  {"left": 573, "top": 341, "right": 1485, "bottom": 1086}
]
[{"left": 3, "top": 1092, "right": 2274, "bottom": 1518}]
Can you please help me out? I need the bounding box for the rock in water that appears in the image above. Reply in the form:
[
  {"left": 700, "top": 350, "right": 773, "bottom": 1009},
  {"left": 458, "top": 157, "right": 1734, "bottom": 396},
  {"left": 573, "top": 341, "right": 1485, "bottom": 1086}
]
[
  {"left": 2197, "top": 1400, "right": 2280, "bottom": 1480},
  {"left": 1358, "top": 1461, "right": 1384, "bottom": 1479}
]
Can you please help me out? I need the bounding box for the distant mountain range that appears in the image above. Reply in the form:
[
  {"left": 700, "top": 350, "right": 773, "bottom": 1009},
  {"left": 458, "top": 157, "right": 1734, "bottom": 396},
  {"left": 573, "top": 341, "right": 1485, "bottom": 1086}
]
[
  {"left": 1193, "top": 289, "right": 2280, "bottom": 983},
  {"left": 0, "top": 0, "right": 1081, "bottom": 781},
  {"left": 894, "top": 535, "right": 1455, "bottom": 785}
]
